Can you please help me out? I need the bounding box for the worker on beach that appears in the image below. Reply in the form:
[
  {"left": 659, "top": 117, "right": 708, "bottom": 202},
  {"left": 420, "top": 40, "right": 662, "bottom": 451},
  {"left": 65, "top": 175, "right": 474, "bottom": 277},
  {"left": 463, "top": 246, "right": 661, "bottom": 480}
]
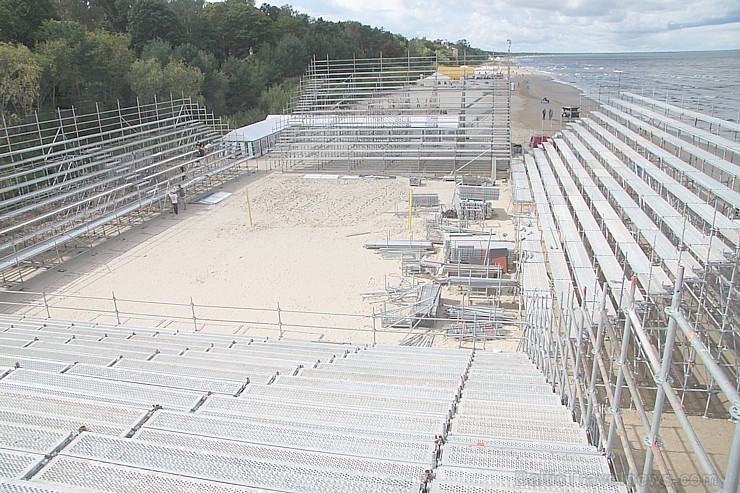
[
  {"left": 177, "top": 184, "right": 186, "bottom": 211},
  {"left": 168, "top": 190, "right": 179, "bottom": 215}
]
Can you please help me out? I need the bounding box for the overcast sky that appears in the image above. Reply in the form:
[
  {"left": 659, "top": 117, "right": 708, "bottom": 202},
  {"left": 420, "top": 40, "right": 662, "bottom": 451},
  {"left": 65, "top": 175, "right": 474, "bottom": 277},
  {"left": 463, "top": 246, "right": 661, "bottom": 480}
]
[{"left": 290, "top": 0, "right": 740, "bottom": 53}]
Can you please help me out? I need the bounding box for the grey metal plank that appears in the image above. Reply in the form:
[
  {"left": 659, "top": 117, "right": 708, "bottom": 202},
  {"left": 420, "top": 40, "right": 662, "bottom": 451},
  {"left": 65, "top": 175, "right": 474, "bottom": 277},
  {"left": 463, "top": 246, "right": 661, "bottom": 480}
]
[
  {"left": 198, "top": 394, "right": 445, "bottom": 434},
  {"left": 0, "top": 389, "right": 145, "bottom": 427},
  {"left": 0, "top": 479, "right": 97, "bottom": 493},
  {"left": 1, "top": 369, "right": 203, "bottom": 411},
  {"left": 134, "top": 428, "right": 425, "bottom": 479},
  {"left": 0, "top": 423, "right": 71, "bottom": 454},
  {"left": 32, "top": 456, "right": 273, "bottom": 493},
  {"left": 450, "top": 416, "right": 586, "bottom": 444},
  {"left": 300, "top": 367, "right": 461, "bottom": 387},
  {"left": 66, "top": 364, "right": 244, "bottom": 395},
  {"left": 239, "top": 384, "right": 452, "bottom": 414},
  {"left": 62, "top": 433, "right": 417, "bottom": 493},
  {"left": 272, "top": 374, "right": 458, "bottom": 400},
  {"left": 145, "top": 410, "right": 434, "bottom": 464},
  {"left": 0, "top": 409, "right": 127, "bottom": 437},
  {"left": 444, "top": 436, "right": 597, "bottom": 455},
  {"left": 0, "top": 347, "right": 114, "bottom": 367},
  {"left": 112, "top": 358, "right": 276, "bottom": 385},
  {"left": 442, "top": 443, "right": 609, "bottom": 476},
  {"left": 0, "top": 449, "right": 44, "bottom": 479},
  {"left": 434, "top": 466, "right": 627, "bottom": 492}
]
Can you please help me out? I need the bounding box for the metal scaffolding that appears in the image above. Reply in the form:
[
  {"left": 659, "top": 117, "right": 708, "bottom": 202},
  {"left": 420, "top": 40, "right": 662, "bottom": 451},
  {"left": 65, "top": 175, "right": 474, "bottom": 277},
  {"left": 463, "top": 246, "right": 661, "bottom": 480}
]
[
  {"left": 0, "top": 96, "right": 241, "bottom": 286},
  {"left": 519, "top": 93, "right": 739, "bottom": 492},
  {"left": 269, "top": 54, "right": 511, "bottom": 176}
]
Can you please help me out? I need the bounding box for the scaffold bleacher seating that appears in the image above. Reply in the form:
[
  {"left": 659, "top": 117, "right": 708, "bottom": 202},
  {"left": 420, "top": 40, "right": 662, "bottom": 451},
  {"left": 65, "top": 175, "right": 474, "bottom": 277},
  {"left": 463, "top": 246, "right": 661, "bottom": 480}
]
[
  {"left": 0, "top": 314, "right": 627, "bottom": 492},
  {"left": 0, "top": 98, "right": 245, "bottom": 286}
]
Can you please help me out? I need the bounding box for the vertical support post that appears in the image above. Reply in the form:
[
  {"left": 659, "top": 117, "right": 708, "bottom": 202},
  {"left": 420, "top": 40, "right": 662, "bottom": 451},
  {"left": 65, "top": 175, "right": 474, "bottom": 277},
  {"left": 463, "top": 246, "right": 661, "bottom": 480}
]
[
  {"left": 571, "top": 305, "right": 587, "bottom": 419},
  {"left": 372, "top": 306, "right": 377, "bottom": 346},
  {"left": 34, "top": 111, "right": 43, "bottom": 145},
  {"left": 584, "top": 285, "right": 608, "bottom": 427},
  {"left": 190, "top": 297, "right": 198, "bottom": 332},
  {"left": 640, "top": 265, "right": 684, "bottom": 493},
  {"left": 507, "top": 39, "right": 512, "bottom": 164},
  {"left": 725, "top": 422, "right": 740, "bottom": 493},
  {"left": 245, "top": 186, "right": 253, "bottom": 226},
  {"left": 42, "top": 292, "right": 51, "bottom": 318},
  {"left": 112, "top": 291, "right": 121, "bottom": 325},
  {"left": 606, "top": 276, "right": 637, "bottom": 457},
  {"left": 277, "top": 302, "right": 283, "bottom": 338},
  {"left": 95, "top": 102, "right": 103, "bottom": 136},
  {"left": 408, "top": 190, "right": 413, "bottom": 231},
  {"left": 2, "top": 114, "right": 13, "bottom": 162}
]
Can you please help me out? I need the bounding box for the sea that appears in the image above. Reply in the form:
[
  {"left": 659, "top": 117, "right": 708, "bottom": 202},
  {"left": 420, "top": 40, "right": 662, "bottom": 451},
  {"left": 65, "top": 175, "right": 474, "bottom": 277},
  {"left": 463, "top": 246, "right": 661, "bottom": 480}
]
[{"left": 515, "top": 50, "right": 740, "bottom": 123}]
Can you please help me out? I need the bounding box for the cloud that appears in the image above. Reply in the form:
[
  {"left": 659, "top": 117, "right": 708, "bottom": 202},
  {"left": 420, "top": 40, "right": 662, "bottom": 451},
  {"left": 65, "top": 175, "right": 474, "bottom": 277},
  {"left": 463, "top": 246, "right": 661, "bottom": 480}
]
[
  {"left": 291, "top": 0, "right": 740, "bottom": 52},
  {"left": 667, "top": 13, "right": 740, "bottom": 30}
]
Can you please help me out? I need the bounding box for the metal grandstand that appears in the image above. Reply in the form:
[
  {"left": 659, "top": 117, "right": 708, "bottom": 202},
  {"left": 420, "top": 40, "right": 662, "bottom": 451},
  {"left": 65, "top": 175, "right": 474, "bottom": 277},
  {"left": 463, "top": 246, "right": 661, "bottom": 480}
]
[
  {"left": 516, "top": 93, "right": 739, "bottom": 493},
  {"left": 0, "top": 96, "right": 243, "bottom": 286},
  {"left": 269, "top": 54, "right": 511, "bottom": 176},
  {"left": 0, "top": 314, "right": 626, "bottom": 493},
  {"left": 0, "top": 53, "right": 738, "bottom": 493}
]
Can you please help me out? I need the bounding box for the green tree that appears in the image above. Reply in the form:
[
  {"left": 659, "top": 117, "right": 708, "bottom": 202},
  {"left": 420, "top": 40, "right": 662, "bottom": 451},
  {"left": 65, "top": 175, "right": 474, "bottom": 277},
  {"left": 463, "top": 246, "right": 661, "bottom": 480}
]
[
  {"left": 408, "top": 38, "right": 434, "bottom": 57},
  {"left": 202, "top": 69, "right": 228, "bottom": 116},
  {"left": 129, "top": 58, "right": 203, "bottom": 101},
  {"left": 168, "top": 0, "right": 204, "bottom": 37},
  {"left": 0, "top": 0, "right": 56, "bottom": 46},
  {"left": 269, "top": 5, "right": 309, "bottom": 40},
  {"left": 258, "top": 77, "right": 297, "bottom": 115},
  {"left": 172, "top": 42, "right": 216, "bottom": 73},
  {"left": 162, "top": 59, "right": 204, "bottom": 100},
  {"left": 0, "top": 42, "right": 40, "bottom": 120},
  {"left": 91, "top": 0, "right": 131, "bottom": 32},
  {"left": 36, "top": 20, "right": 91, "bottom": 108},
  {"left": 221, "top": 56, "right": 264, "bottom": 113},
  {"left": 53, "top": 0, "right": 106, "bottom": 28},
  {"left": 141, "top": 39, "right": 173, "bottom": 65},
  {"left": 171, "top": 42, "right": 227, "bottom": 113},
  {"left": 273, "top": 34, "right": 308, "bottom": 79},
  {"left": 202, "top": 0, "right": 270, "bottom": 60},
  {"left": 128, "top": 57, "right": 165, "bottom": 98},
  {"left": 86, "top": 30, "right": 135, "bottom": 104},
  {"left": 128, "top": 0, "right": 185, "bottom": 54}
]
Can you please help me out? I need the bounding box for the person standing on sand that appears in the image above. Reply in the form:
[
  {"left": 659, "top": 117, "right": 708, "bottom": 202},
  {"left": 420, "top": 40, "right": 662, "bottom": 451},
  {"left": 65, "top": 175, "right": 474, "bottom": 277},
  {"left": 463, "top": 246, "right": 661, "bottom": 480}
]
[
  {"left": 548, "top": 108, "right": 553, "bottom": 120},
  {"left": 542, "top": 109, "right": 546, "bottom": 120},
  {"left": 168, "top": 190, "right": 179, "bottom": 215},
  {"left": 177, "top": 184, "right": 186, "bottom": 211}
]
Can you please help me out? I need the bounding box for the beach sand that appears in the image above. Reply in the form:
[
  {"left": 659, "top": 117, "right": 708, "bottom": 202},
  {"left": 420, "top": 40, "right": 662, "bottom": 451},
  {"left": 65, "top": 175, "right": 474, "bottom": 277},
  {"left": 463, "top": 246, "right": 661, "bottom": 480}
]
[
  {"left": 510, "top": 70, "right": 592, "bottom": 146},
  {"left": 1, "top": 72, "right": 587, "bottom": 338}
]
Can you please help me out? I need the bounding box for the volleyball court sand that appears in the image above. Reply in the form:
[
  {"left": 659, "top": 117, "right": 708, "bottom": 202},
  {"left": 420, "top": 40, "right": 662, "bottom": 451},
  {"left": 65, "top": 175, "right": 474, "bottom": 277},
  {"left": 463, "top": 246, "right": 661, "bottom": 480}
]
[
  {"left": 7, "top": 168, "right": 521, "bottom": 345},
  {"left": 1, "top": 70, "right": 585, "bottom": 346}
]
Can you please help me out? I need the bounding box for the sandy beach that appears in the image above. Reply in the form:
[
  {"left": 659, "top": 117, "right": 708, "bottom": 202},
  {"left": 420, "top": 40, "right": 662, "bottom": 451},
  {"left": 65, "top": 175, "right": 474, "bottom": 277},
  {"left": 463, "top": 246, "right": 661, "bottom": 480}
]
[{"left": 510, "top": 69, "right": 592, "bottom": 145}]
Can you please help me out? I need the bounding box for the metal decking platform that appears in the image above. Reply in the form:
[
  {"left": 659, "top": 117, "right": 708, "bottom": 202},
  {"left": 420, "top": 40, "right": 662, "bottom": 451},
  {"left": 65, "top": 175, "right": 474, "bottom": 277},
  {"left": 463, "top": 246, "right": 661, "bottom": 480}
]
[{"left": 0, "top": 315, "right": 624, "bottom": 492}]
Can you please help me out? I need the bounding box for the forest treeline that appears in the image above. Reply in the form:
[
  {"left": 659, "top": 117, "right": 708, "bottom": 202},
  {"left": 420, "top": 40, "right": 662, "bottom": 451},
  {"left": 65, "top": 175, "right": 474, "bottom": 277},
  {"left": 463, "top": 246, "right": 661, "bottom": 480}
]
[{"left": 0, "top": 0, "right": 487, "bottom": 128}]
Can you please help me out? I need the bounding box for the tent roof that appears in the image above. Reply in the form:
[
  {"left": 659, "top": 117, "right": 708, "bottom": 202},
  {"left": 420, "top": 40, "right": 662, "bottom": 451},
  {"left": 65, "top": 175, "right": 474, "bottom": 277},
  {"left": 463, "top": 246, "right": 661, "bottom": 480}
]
[{"left": 223, "top": 114, "right": 287, "bottom": 142}]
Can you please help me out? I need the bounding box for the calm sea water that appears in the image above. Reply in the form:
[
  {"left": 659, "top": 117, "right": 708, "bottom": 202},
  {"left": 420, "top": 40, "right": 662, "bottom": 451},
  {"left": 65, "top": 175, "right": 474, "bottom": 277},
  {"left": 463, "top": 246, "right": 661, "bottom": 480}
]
[{"left": 516, "top": 51, "right": 740, "bottom": 123}]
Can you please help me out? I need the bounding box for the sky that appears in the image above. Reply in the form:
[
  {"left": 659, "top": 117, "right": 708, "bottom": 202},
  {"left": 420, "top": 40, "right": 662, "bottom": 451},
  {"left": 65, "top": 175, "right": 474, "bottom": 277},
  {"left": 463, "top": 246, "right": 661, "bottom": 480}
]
[{"left": 289, "top": 0, "right": 740, "bottom": 53}]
